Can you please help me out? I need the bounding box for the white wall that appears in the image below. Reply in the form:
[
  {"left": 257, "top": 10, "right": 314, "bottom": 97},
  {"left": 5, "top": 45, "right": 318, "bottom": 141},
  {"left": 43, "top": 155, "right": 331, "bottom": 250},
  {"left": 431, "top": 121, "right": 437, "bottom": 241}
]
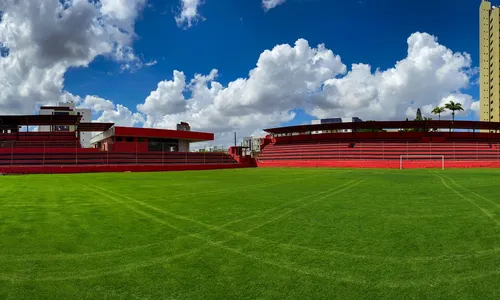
[
  {"left": 76, "top": 108, "right": 92, "bottom": 148},
  {"left": 251, "top": 138, "right": 261, "bottom": 152}
]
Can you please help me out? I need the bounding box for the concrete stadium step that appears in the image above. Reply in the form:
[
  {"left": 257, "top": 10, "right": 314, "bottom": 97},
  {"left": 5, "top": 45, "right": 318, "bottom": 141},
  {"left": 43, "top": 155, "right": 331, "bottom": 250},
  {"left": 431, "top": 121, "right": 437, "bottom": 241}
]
[
  {"left": 0, "top": 151, "right": 238, "bottom": 166},
  {"left": 258, "top": 156, "right": 500, "bottom": 161},
  {"left": 0, "top": 159, "right": 238, "bottom": 165},
  {"left": 259, "top": 151, "right": 500, "bottom": 156},
  {"left": 259, "top": 152, "right": 500, "bottom": 157},
  {"left": 258, "top": 154, "right": 500, "bottom": 159},
  {"left": 262, "top": 148, "right": 497, "bottom": 153},
  {"left": 263, "top": 145, "right": 493, "bottom": 153},
  {"left": 267, "top": 144, "right": 491, "bottom": 149}
]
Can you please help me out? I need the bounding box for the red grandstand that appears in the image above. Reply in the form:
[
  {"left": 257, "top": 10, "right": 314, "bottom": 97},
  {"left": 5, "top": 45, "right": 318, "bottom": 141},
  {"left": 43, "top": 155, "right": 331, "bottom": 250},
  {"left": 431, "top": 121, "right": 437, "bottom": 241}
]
[
  {"left": 0, "top": 114, "right": 248, "bottom": 174},
  {"left": 3, "top": 113, "right": 500, "bottom": 173},
  {"left": 258, "top": 120, "right": 500, "bottom": 169}
]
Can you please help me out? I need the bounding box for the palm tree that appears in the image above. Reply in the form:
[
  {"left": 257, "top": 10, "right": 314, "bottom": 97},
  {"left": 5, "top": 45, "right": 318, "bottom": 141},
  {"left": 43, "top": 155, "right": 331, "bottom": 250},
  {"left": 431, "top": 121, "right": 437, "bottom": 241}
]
[
  {"left": 431, "top": 106, "right": 446, "bottom": 121},
  {"left": 444, "top": 101, "right": 464, "bottom": 121}
]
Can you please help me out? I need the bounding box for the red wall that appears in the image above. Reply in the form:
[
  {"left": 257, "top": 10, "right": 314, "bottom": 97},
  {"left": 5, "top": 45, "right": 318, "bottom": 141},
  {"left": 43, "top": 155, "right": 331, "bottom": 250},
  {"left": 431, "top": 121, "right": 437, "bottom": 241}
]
[
  {"left": 257, "top": 160, "right": 500, "bottom": 169},
  {"left": 112, "top": 140, "right": 149, "bottom": 152},
  {"left": 273, "top": 132, "right": 500, "bottom": 144},
  {"left": 0, "top": 132, "right": 77, "bottom": 141},
  {"left": 0, "top": 163, "right": 255, "bottom": 175},
  {"left": 228, "top": 146, "right": 257, "bottom": 166},
  {"left": 0, "top": 148, "right": 99, "bottom": 154},
  {"left": 114, "top": 126, "right": 214, "bottom": 141}
]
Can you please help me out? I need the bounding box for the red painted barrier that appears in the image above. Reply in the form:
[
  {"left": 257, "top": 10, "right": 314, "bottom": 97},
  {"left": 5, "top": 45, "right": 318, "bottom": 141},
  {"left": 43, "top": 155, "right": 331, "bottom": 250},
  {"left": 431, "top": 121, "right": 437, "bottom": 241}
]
[
  {"left": 273, "top": 131, "right": 500, "bottom": 144},
  {"left": 257, "top": 160, "right": 500, "bottom": 169},
  {"left": 0, "top": 148, "right": 100, "bottom": 154},
  {"left": 0, "top": 163, "right": 255, "bottom": 175}
]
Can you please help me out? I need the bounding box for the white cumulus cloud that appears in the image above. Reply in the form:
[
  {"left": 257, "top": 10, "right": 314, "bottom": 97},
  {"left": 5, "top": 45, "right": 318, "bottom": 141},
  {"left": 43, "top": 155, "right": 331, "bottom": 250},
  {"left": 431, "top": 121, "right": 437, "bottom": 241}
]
[
  {"left": 262, "top": 0, "right": 288, "bottom": 11},
  {"left": 98, "top": 104, "right": 144, "bottom": 127},
  {"left": 0, "top": 1, "right": 478, "bottom": 149},
  {"left": 175, "top": 0, "right": 204, "bottom": 29},
  {"left": 139, "top": 39, "right": 345, "bottom": 143},
  {"left": 79, "top": 95, "right": 115, "bottom": 112},
  {"left": 134, "top": 33, "right": 477, "bottom": 146},
  {"left": 138, "top": 70, "right": 187, "bottom": 116},
  {"left": 72, "top": 94, "right": 143, "bottom": 127},
  {"left": 0, "top": 0, "right": 146, "bottom": 114},
  {"left": 308, "top": 32, "right": 475, "bottom": 121}
]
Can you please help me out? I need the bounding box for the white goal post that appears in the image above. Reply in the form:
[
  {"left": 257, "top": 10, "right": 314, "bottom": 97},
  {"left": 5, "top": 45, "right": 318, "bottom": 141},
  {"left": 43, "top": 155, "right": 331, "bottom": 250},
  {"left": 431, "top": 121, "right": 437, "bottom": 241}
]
[{"left": 399, "top": 155, "right": 445, "bottom": 170}]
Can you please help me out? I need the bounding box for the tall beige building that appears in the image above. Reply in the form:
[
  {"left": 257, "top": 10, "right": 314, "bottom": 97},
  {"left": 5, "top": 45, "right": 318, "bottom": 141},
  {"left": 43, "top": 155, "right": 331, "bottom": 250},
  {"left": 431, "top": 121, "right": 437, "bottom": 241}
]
[{"left": 480, "top": 0, "right": 500, "bottom": 124}]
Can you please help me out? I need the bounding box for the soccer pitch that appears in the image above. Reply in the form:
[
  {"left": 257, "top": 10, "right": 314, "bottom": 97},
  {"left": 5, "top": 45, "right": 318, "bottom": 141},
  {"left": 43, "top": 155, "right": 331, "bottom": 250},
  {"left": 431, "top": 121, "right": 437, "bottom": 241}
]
[{"left": 1, "top": 168, "right": 500, "bottom": 299}]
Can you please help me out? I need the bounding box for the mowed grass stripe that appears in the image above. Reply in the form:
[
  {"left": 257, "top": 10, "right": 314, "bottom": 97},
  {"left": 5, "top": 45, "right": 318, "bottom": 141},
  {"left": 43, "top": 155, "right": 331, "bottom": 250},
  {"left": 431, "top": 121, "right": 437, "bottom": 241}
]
[
  {"left": 0, "top": 177, "right": 361, "bottom": 282},
  {"left": 75, "top": 172, "right": 500, "bottom": 277},
  {"left": 441, "top": 173, "right": 500, "bottom": 210},
  {"left": 0, "top": 170, "right": 352, "bottom": 262},
  {"left": 6, "top": 173, "right": 500, "bottom": 265},
  {"left": 434, "top": 172, "right": 500, "bottom": 226},
  {"left": 39, "top": 178, "right": 395, "bottom": 285},
  {"left": 1, "top": 177, "right": 364, "bottom": 282},
  {"left": 1, "top": 169, "right": 500, "bottom": 299},
  {"left": 90, "top": 168, "right": 352, "bottom": 201},
  {"left": 86, "top": 174, "right": 358, "bottom": 231}
]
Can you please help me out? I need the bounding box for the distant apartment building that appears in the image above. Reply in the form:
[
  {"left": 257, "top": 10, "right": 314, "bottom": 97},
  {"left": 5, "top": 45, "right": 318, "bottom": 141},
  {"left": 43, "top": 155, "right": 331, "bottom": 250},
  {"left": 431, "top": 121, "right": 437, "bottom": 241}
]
[
  {"left": 311, "top": 117, "right": 363, "bottom": 134},
  {"left": 243, "top": 136, "right": 265, "bottom": 153},
  {"left": 480, "top": 0, "right": 500, "bottom": 124},
  {"left": 39, "top": 102, "right": 92, "bottom": 147},
  {"left": 203, "top": 145, "right": 226, "bottom": 152}
]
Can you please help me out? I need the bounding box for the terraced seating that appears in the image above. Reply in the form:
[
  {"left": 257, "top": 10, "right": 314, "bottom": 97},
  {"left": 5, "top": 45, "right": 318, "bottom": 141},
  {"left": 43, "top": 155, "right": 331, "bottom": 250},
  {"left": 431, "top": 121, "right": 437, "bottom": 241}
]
[
  {"left": 0, "top": 150, "right": 238, "bottom": 166},
  {"left": 0, "top": 132, "right": 77, "bottom": 141},
  {"left": 258, "top": 141, "right": 500, "bottom": 161},
  {"left": 0, "top": 140, "right": 81, "bottom": 149}
]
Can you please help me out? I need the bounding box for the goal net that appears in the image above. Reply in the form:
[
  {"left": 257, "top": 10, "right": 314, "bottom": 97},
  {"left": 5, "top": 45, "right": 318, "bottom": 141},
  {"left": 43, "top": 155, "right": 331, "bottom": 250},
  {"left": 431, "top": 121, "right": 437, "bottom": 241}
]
[{"left": 399, "top": 155, "right": 445, "bottom": 170}]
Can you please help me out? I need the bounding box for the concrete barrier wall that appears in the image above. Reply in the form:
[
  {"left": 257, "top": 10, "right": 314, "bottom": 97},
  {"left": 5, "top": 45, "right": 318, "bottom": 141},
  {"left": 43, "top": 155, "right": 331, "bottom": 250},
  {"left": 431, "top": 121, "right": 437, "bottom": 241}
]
[
  {"left": 257, "top": 160, "right": 500, "bottom": 169},
  {"left": 0, "top": 163, "right": 255, "bottom": 175}
]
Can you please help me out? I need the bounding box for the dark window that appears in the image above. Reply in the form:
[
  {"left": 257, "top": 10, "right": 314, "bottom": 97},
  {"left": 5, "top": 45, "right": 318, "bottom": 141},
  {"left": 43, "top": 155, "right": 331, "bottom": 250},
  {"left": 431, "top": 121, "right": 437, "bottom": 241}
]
[
  {"left": 116, "top": 137, "right": 123, "bottom": 142},
  {"left": 54, "top": 125, "right": 69, "bottom": 132},
  {"left": 138, "top": 138, "right": 145, "bottom": 142},
  {"left": 148, "top": 138, "right": 179, "bottom": 152},
  {"left": 53, "top": 111, "right": 69, "bottom": 116},
  {"left": 126, "top": 137, "right": 134, "bottom": 142}
]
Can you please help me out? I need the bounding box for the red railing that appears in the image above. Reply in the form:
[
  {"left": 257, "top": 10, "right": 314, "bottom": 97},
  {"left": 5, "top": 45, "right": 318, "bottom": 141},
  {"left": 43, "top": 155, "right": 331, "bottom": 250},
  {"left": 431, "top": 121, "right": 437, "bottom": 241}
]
[
  {"left": 0, "top": 141, "right": 238, "bottom": 166},
  {"left": 259, "top": 141, "right": 500, "bottom": 161}
]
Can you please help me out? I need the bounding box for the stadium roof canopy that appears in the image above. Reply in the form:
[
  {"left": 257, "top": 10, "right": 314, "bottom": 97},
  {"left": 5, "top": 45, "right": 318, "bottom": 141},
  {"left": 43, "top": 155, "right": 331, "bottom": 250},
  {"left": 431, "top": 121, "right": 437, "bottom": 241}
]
[
  {"left": 0, "top": 115, "right": 115, "bottom": 132},
  {"left": 112, "top": 126, "right": 214, "bottom": 142},
  {"left": 0, "top": 115, "right": 82, "bottom": 127},
  {"left": 264, "top": 120, "right": 500, "bottom": 134},
  {"left": 89, "top": 126, "right": 214, "bottom": 145},
  {"left": 77, "top": 122, "right": 115, "bottom": 132}
]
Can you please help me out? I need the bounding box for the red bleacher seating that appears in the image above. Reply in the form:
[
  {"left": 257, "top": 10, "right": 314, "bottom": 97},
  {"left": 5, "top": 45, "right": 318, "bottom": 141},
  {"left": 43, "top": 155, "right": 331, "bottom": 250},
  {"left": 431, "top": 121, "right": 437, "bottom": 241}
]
[
  {"left": 0, "top": 150, "right": 238, "bottom": 166},
  {"left": 258, "top": 141, "right": 500, "bottom": 161},
  {"left": 0, "top": 132, "right": 81, "bottom": 149},
  {"left": 0, "top": 131, "right": 238, "bottom": 166}
]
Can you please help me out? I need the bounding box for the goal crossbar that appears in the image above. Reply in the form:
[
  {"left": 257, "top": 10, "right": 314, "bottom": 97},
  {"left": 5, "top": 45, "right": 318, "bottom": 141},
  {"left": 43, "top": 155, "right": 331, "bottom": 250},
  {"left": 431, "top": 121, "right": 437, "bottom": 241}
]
[{"left": 399, "top": 155, "right": 444, "bottom": 170}]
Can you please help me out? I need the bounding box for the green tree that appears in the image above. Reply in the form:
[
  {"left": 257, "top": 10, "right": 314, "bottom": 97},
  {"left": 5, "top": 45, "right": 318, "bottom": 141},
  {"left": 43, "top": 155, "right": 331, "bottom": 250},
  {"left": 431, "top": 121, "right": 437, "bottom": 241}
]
[
  {"left": 416, "top": 108, "right": 423, "bottom": 121},
  {"left": 409, "top": 109, "right": 432, "bottom": 132},
  {"left": 431, "top": 106, "right": 445, "bottom": 121},
  {"left": 444, "top": 101, "right": 464, "bottom": 121}
]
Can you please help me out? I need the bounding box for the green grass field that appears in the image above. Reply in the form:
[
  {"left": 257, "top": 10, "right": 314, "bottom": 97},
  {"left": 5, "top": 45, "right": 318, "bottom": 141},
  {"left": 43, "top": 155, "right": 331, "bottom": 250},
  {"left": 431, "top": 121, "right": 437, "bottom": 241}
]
[{"left": 1, "top": 168, "right": 500, "bottom": 299}]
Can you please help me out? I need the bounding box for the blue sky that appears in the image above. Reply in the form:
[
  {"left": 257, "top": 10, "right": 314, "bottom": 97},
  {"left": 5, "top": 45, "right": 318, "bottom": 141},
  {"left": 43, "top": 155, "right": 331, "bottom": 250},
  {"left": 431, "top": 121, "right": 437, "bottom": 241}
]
[
  {"left": 0, "top": 0, "right": 484, "bottom": 144},
  {"left": 65, "top": 0, "right": 481, "bottom": 128}
]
